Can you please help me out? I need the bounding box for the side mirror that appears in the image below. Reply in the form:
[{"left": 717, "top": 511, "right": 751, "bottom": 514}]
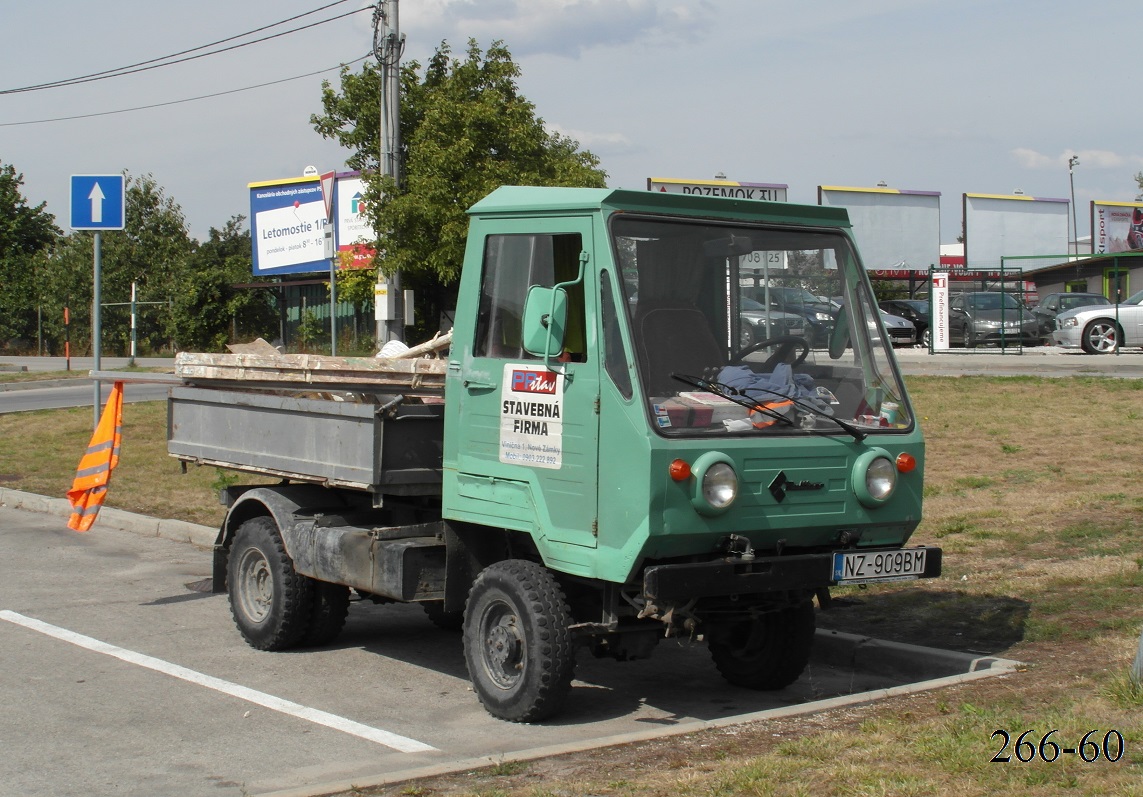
[{"left": 521, "top": 285, "right": 568, "bottom": 357}]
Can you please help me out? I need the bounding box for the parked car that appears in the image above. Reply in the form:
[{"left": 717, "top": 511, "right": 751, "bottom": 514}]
[
  {"left": 750, "top": 286, "right": 836, "bottom": 347},
  {"left": 948, "top": 291, "right": 1041, "bottom": 348},
  {"left": 738, "top": 297, "right": 805, "bottom": 347},
  {"left": 879, "top": 309, "right": 916, "bottom": 347},
  {"left": 879, "top": 299, "right": 930, "bottom": 347},
  {"left": 1030, "top": 292, "right": 1111, "bottom": 337},
  {"left": 1051, "top": 289, "right": 1143, "bottom": 353}
]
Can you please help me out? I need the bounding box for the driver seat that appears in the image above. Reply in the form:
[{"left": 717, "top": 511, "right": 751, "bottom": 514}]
[{"left": 637, "top": 307, "right": 725, "bottom": 397}]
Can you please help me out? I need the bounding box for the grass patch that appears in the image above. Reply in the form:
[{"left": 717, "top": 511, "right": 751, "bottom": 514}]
[{"left": 8, "top": 373, "right": 1143, "bottom": 797}]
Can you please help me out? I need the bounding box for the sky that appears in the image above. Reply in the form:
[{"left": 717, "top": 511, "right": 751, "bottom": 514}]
[{"left": 3, "top": 0, "right": 1141, "bottom": 246}]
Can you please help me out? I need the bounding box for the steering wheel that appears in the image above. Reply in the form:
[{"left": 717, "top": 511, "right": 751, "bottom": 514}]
[{"left": 731, "top": 335, "right": 810, "bottom": 369}]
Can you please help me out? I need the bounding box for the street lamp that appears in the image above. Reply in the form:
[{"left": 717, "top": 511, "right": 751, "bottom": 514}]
[{"left": 1068, "top": 155, "right": 1080, "bottom": 254}]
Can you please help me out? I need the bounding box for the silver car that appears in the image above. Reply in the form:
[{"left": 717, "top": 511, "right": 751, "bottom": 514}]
[{"left": 1052, "top": 289, "right": 1143, "bottom": 353}]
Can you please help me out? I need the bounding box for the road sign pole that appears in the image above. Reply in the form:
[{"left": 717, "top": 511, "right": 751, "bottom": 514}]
[{"left": 92, "top": 232, "right": 103, "bottom": 428}]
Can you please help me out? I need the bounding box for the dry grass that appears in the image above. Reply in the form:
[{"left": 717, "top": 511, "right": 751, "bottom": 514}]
[{"left": 3, "top": 375, "right": 1142, "bottom": 795}]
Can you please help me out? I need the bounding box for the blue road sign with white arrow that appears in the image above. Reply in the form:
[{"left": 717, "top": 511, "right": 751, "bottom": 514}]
[{"left": 70, "top": 175, "right": 125, "bottom": 230}]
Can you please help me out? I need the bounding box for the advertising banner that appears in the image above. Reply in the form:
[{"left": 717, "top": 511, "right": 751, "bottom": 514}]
[
  {"left": 931, "top": 272, "right": 950, "bottom": 350},
  {"left": 1091, "top": 200, "right": 1143, "bottom": 254},
  {"left": 818, "top": 185, "right": 940, "bottom": 271},
  {"left": 249, "top": 177, "right": 328, "bottom": 276},
  {"left": 647, "top": 177, "right": 788, "bottom": 202},
  {"left": 335, "top": 173, "right": 377, "bottom": 269},
  {"left": 963, "top": 193, "right": 1069, "bottom": 270}
]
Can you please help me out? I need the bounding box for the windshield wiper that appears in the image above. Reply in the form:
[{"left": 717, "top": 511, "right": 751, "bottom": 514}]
[{"left": 672, "top": 372, "right": 867, "bottom": 442}]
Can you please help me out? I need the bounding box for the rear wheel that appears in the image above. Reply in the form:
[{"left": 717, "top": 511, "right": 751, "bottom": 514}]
[
  {"left": 423, "top": 602, "right": 464, "bottom": 631},
  {"left": 708, "top": 602, "right": 816, "bottom": 690},
  {"left": 463, "top": 560, "right": 576, "bottom": 722},
  {"left": 302, "top": 581, "right": 351, "bottom": 646},
  {"left": 1081, "top": 319, "right": 1119, "bottom": 354},
  {"left": 227, "top": 517, "right": 312, "bottom": 651}
]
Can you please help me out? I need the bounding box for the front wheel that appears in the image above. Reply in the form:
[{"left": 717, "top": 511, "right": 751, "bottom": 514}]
[
  {"left": 1081, "top": 319, "right": 1119, "bottom": 354},
  {"left": 227, "top": 517, "right": 312, "bottom": 651},
  {"left": 708, "top": 602, "right": 816, "bottom": 690},
  {"left": 463, "top": 560, "right": 576, "bottom": 722}
]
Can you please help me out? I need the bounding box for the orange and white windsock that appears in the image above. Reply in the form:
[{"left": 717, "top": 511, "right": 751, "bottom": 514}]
[{"left": 66, "top": 382, "right": 124, "bottom": 532}]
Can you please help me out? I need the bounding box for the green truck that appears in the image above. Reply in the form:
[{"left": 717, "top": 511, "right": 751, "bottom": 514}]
[{"left": 169, "top": 186, "right": 941, "bottom": 722}]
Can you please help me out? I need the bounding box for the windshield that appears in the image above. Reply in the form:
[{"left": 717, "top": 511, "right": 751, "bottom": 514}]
[
  {"left": 1124, "top": 289, "right": 1143, "bottom": 306},
  {"left": 966, "top": 293, "right": 1024, "bottom": 311},
  {"left": 612, "top": 215, "right": 912, "bottom": 437}
]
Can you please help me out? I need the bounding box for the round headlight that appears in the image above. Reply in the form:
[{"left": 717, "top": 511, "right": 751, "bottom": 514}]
[
  {"left": 866, "top": 456, "right": 897, "bottom": 501},
  {"left": 702, "top": 462, "right": 738, "bottom": 509},
  {"left": 852, "top": 448, "right": 899, "bottom": 508},
  {"left": 688, "top": 453, "right": 738, "bottom": 516}
]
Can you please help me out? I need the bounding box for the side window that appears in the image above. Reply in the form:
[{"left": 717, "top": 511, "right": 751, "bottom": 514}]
[
  {"left": 473, "top": 233, "right": 587, "bottom": 360},
  {"left": 600, "top": 270, "right": 633, "bottom": 399}
]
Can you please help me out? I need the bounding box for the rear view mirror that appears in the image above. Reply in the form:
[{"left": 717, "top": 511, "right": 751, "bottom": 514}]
[{"left": 522, "top": 285, "right": 568, "bottom": 357}]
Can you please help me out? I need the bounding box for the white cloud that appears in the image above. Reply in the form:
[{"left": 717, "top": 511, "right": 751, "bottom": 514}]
[
  {"left": 548, "top": 123, "right": 634, "bottom": 154},
  {"left": 1012, "top": 147, "right": 1143, "bottom": 170},
  {"left": 402, "top": 0, "right": 711, "bottom": 58}
]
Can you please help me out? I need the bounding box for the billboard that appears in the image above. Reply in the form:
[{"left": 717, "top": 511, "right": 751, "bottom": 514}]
[
  {"left": 818, "top": 185, "right": 940, "bottom": 271},
  {"left": 1091, "top": 200, "right": 1143, "bottom": 254},
  {"left": 334, "top": 173, "right": 377, "bottom": 269},
  {"left": 963, "top": 193, "right": 1069, "bottom": 270},
  {"left": 647, "top": 177, "right": 787, "bottom": 202},
  {"left": 249, "top": 172, "right": 378, "bottom": 276},
  {"left": 249, "top": 176, "right": 328, "bottom": 276}
]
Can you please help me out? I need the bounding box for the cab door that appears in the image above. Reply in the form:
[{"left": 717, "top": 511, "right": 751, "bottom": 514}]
[{"left": 445, "top": 217, "right": 600, "bottom": 552}]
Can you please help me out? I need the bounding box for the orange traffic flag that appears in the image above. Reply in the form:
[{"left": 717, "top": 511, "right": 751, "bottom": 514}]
[{"left": 66, "top": 381, "right": 124, "bottom": 532}]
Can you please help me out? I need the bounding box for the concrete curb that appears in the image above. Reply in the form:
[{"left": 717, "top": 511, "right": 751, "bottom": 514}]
[
  {"left": 0, "top": 378, "right": 90, "bottom": 392},
  {"left": 0, "top": 487, "right": 217, "bottom": 549}
]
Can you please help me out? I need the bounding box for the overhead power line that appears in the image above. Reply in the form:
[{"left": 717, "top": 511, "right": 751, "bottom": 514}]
[
  {"left": 0, "top": 0, "right": 366, "bottom": 95},
  {"left": 0, "top": 55, "right": 370, "bottom": 127}
]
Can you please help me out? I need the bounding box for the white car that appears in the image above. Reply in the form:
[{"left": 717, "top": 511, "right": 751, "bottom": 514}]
[{"left": 1051, "top": 289, "right": 1143, "bottom": 353}]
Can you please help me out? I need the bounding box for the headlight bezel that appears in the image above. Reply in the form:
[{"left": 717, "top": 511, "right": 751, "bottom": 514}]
[
  {"left": 852, "top": 448, "right": 899, "bottom": 508},
  {"left": 689, "top": 452, "right": 738, "bottom": 516}
]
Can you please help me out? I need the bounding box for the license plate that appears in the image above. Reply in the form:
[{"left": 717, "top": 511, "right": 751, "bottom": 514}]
[{"left": 832, "top": 549, "right": 927, "bottom": 584}]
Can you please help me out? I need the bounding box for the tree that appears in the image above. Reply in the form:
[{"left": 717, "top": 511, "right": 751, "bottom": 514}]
[
  {"left": 39, "top": 173, "right": 194, "bottom": 356},
  {"left": 169, "top": 216, "right": 277, "bottom": 351},
  {"left": 312, "top": 39, "right": 608, "bottom": 339},
  {"left": 0, "top": 162, "right": 61, "bottom": 351}
]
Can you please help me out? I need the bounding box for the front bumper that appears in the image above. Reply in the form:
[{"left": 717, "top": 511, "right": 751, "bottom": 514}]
[
  {"left": 643, "top": 546, "right": 943, "bottom": 602},
  {"left": 1051, "top": 327, "right": 1083, "bottom": 348}
]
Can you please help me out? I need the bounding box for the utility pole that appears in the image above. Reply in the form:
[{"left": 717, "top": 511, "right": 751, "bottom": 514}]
[
  {"left": 1068, "top": 155, "right": 1080, "bottom": 256},
  {"left": 374, "top": 0, "right": 406, "bottom": 343}
]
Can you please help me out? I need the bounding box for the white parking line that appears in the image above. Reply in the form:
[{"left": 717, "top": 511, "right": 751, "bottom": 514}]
[{"left": 0, "top": 609, "right": 436, "bottom": 754}]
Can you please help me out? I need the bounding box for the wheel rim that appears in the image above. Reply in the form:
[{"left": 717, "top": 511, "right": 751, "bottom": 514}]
[
  {"left": 235, "top": 547, "right": 273, "bottom": 624},
  {"left": 479, "top": 600, "right": 525, "bottom": 690},
  {"left": 1088, "top": 322, "right": 1117, "bottom": 352}
]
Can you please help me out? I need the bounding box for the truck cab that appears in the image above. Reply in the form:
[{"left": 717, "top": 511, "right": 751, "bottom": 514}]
[{"left": 439, "top": 187, "right": 938, "bottom": 717}]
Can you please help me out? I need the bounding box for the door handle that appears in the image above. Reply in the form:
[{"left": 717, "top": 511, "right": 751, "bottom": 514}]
[{"left": 463, "top": 379, "right": 496, "bottom": 391}]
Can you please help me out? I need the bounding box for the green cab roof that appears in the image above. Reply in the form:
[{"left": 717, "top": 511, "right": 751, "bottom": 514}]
[{"left": 467, "top": 185, "right": 851, "bottom": 228}]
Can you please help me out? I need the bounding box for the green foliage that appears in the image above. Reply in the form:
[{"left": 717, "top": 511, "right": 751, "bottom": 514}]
[
  {"left": 36, "top": 172, "right": 194, "bottom": 356},
  {"left": 312, "top": 39, "right": 608, "bottom": 339},
  {"left": 169, "top": 216, "right": 276, "bottom": 351},
  {"left": 296, "top": 309, "right": 325, "bottom": 352},
  {"left": 0, "top": 161, "right": 62, "bottom": 350}
]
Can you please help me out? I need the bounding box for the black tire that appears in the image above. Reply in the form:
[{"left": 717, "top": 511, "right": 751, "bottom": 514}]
[
  {"left": 302, "top": 581, "right": 351, "bottom": 646},
  {"left": 964, "top": 325, "right": 977, "bottom": 348},
  {"left": 227, "top": 517, "right": 313, "bottom": 651},
  {"left": 920, "top": 327, "right": 931, "bottom": 348},
  {"left": 423, "top": 602, "right": 464, "bottom": 632},
  {"left": 708, "top": 601, "right": 816, "bottom": 690},
  {"left": 1081, "top": 319, "right": 1119, "bottom": 354},
  {"left": 463, "top": 560, "right": 576, "bottom": 722}
]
